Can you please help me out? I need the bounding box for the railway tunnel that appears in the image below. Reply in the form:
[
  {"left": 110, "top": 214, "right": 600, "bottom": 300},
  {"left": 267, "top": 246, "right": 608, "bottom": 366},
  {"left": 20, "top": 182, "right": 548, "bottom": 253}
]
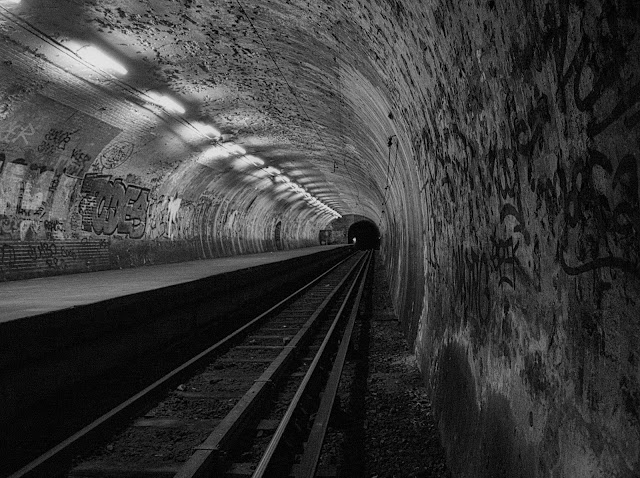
[
  {"left": 348, "top": 220, "right": 380, "bottom": 250},
  {"left": 0, "top": 0, "right": 639, "bottom": 476}
]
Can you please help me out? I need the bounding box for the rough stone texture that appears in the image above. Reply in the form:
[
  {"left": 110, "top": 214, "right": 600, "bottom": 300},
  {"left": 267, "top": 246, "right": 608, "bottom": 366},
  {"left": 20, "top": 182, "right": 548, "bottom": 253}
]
[{"left": 0, "top": 0, "right": 639, "bottom": 476}]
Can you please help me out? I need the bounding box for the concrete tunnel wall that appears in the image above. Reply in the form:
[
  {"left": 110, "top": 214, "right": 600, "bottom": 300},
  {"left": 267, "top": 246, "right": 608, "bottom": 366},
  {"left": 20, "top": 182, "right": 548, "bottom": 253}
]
[
  {"left": 0, "top": 77, "right": 329, "bottom": 279},
  {"left": 1, "top": 0, "right": 640, "bottom": 476}
]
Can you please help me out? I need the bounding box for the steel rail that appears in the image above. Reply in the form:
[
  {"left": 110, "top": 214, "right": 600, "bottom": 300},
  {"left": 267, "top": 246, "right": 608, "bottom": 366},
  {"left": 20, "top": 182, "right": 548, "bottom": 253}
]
[
  {"left": 173, "top": 252, "right": 367, "bottom": 478},
  {"left": 294, "top": 251, "right": 372, "bottom": 477},
  {"left": 9, "top": 251, "right": 358, "bottom": 478},
  {"left": 251, "top": 250, "right": 372, "bottom": 478}
]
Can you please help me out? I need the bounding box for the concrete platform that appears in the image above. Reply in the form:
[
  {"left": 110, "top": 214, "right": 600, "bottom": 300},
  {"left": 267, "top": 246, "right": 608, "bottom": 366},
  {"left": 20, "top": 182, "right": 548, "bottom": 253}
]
[
  {"left": 0, "top": 244, "right": 352, "bottom": 423},
  {"left": 0, "top": 245, "right": 346, "bottom": 323}
]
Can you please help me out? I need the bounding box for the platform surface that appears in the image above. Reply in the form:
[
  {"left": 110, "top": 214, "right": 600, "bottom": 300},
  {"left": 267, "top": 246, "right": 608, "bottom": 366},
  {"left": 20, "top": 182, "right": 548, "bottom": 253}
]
[{"left": 0, "top": 245, "right": 347, "bottom": 323}]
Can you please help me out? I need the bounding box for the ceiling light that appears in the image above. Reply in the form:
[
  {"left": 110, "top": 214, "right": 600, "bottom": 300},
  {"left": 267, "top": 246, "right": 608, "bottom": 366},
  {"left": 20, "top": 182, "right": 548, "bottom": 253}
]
[
  {"left": 194, "top": 122, "right": 220, "bottom": 139},
  {"left": 273, "top": 183, "right": 290, "bottom": 193},
  {"left": 245, "top": 155, "right": 264, "bottom": 166},
  {"left": 227, "top": 144, "right": 246, "bottom": 155},
  {"left": 146, "top": 92, "right": 185, "bottom": 114},
  {"left": 197, "top": 145, "right": 237, "bottom": 166},
  {"left": 251, "top": 169, "right": 269, "bottom": 179},
  {"left": 77, "top": 46, "right": 127, "bottom": 75},
  {"left": 231, "top": 157, "right": 251, "bottom": 171}
]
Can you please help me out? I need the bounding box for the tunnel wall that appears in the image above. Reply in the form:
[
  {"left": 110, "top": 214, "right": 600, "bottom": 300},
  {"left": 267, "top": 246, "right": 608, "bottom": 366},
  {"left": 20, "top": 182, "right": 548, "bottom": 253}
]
[
  {"left": 356, "top": 0, "right": 640, "bottom": 476},
  {"left": 0, "top": 60, "right": 327, "bottom": 281}
]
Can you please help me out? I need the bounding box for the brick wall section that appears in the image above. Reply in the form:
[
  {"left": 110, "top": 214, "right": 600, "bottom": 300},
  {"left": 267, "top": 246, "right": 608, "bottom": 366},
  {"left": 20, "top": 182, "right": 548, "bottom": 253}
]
[{"left": 0, "top": 240, "right": 109, "bottom": 280}]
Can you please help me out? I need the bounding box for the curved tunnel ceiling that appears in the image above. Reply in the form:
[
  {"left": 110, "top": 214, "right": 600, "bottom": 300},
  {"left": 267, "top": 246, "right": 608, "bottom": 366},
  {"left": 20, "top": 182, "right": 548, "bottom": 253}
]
[{"left": 0, "top": 0, "right": 400, "bottom": 233}]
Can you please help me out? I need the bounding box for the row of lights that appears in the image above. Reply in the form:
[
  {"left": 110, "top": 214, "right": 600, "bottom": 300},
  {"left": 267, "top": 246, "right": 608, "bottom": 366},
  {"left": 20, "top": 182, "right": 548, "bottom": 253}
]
[
  {"left": 231, "top": 152, "right": 340, "bottom": 218},
  {"left": 79, "top": 44, "right": 341, "bottom": 218},
  {"left": 0, "top": 0, "right": 342, "bottom": 220}
]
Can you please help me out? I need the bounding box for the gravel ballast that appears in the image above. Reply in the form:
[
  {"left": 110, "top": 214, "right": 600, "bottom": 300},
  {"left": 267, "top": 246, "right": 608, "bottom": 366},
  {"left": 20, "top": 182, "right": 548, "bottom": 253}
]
[{"left": 363, "top": 252, "right": 450, "bottom": 478}]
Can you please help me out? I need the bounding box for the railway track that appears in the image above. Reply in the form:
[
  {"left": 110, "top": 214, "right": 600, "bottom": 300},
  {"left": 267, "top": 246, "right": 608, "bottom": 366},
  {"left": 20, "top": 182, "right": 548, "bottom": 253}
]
[{"left": 11, "top": 249, "right": 372, "bottom": 478}]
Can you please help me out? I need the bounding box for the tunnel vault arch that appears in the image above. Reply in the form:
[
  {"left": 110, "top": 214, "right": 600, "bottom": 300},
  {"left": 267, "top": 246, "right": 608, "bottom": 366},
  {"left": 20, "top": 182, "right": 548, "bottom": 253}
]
[{"left": 347, "top": 220, "right": 380, "bottom": 250}]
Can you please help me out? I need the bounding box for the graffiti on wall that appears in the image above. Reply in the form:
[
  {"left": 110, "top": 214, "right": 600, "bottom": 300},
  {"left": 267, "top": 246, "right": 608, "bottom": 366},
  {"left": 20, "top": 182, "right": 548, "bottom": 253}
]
[
  {"left": 411, "top": 0, "right": 640, "bottom": 355},
  {"left": 98, "top": 141, "right": 134, "bottom": 170},
  {"left": 452, "top": 244, "right": 491, "bottom": 322},
  {"left": 79, "top": 174, "right": 149, "bottom": 239},
  {"left": 531, "top": 2, "right": 640, "bottom": 277},
  {"left": 0, "top": 119, "right": 36, "bottom": 146},
  {"left": 0, "top": 93, "right": 122, "bottom": 250}
]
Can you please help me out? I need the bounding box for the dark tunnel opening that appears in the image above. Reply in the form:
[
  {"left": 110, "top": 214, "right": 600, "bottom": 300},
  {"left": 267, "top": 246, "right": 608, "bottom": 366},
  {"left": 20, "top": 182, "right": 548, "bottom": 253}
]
[{"left": 348, "top": 220, "right": 381, "bottom": 250}]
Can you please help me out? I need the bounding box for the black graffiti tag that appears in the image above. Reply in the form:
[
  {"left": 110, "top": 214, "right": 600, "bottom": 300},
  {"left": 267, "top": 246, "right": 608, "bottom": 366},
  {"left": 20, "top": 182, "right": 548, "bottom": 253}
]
[
  {"left": 37, "top": 128, "right": 77, "bottom": 155},
  {"left": 99, "top": 141, "right": 134, "bottom": 169},
  {"left": 80, "top": 174, "right": 149, "bottom": 239},
  {"left": 65, "top": 148, "right": 93, "bottom": 176},
  {"left": 452, "top": 244, "right": 492, "bottom": 322},
  {"left": 491, "top": 235, "right": 521, "bottom": 289}
]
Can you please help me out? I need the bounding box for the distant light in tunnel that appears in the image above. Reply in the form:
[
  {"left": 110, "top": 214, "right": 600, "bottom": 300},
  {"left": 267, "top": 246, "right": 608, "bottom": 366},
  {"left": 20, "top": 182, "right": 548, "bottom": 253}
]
[
  {"left": 146, "top": 92, "right": 186, "bottom": 114},
  {"left": 76, "top": 46, "right": 127, "bottom": 75}
]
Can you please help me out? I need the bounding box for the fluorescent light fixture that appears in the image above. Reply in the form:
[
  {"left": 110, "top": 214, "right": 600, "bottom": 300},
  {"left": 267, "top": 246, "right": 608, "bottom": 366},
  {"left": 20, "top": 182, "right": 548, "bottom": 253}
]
[
  {"left": 264, "top": 166, "right": 281, "bottom": 176},
  {"left": 197, "top": 145, "right": 235, "bottom": 166},
  {"left": 231, "top": 157, "right": 250, "bottom": 171},
  {"left": 245, "top": 155, "right": 264, "bottom": 167},
  {"left": 194, "top": 122, "right": 221, "bottom": 139},
  {"left": 251, "top": 169, "right": 269, "bottom": 179},
  {"left": 77, "top": 46, "right": 127, "bottom": 75},
  {"left": 273, "top": 183, "right": 290, "bottom": 193},
  {"left": 227, "top": 144, "right": 246, "bottom": 155},
  {"left": 1, "top": 0, "right": 21, "bottom": 4},
  {"left": 147, "top": 92, "right": 186, "bottom": 114}
]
